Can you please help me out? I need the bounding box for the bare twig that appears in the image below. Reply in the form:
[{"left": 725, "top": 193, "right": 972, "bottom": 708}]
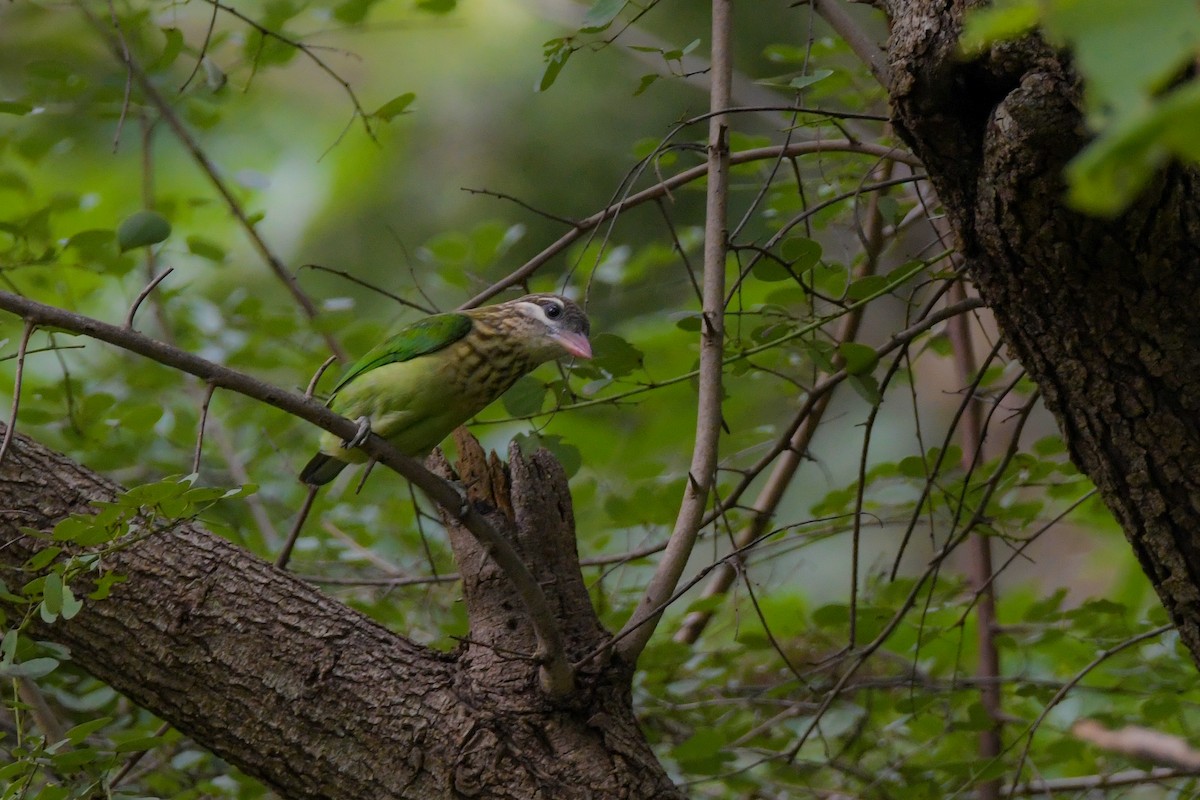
[
  {"left": 676, "top": 162, "right": 900, "bottom": 645},
  {"left": 193, "top": 382, "right": 217, "bottom": 475},
  {"left": 76, "top": 2, "right": 347, "bottom": 362},
  {"left": 305, "top": 355, "right": 339, "bottom": 399},
  {"left": 947, "top": 277, "right": 1002, "bottom": 800},
  {"left": 0, "top": 290, "right": 571, "bottom": 696},
  {"left": 106, "top": 0, "right": 133, "bottom": 151},
  {"left": 460, "top": 141, "right": 921, "bottom": 309},
  {"left": 1072, "top": 719, "right": 1200, "bottom": 770},
  {"left": 1007, "top": 767, "right": 1200, "bottom": 797},
  {"left": 125, "top": 267, "right": 175, "bottom": 329},
  {"left": 201, "top": 0, "right": 378, "bottom": 141},
  {"left": 615, "top": 0, "right": 733, "bottom": 665},
  {"left": 298, "top": 264, "right": 437, "bottom": 315},
  {"left": 1008, "top": 625, "right": 1174, "bottom": 793},
  {"left": 109, "top": 720, "right": 172, "bottom": 788},
  {"left": 278, "top": 486, "right": 319, "bottom": 570},
  {"left": 0, "top": 321, "right": 34, "bottom": 470},
  {"left": 462, "top": 186, "right": 582, "bottom": 228},
  {"left": 809, "top": 0, "right": 891, "bottom": 86}
]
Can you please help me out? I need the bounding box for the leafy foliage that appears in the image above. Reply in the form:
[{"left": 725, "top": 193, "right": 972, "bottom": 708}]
[
  {"left": 963, "top": 0, "right": 1200, "bottom": 214},
  {"left": 0, "top": 0, "right": 1196, "bottom": 798}
]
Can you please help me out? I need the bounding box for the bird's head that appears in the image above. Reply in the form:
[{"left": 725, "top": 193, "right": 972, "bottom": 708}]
[{"left": 500, "top": 293, "right": 592, "bottom": 361}]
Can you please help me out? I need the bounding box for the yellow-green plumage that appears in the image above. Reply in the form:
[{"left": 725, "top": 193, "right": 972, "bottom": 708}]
[{"left": 300, "top": 294, "right": 591, "bottom": 486}]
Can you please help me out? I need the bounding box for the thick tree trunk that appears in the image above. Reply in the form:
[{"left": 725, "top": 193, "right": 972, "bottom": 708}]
[
  {"left": 886, "top": 2, "right": 1200, "bottom": 660},
  {"left": 0, "top": 426, "right": 681, "bottom": 800}
]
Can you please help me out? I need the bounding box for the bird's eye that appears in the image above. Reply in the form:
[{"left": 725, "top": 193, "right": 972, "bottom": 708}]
[{"left": 543, "top": 302, "right": 563, "bottom": 320}]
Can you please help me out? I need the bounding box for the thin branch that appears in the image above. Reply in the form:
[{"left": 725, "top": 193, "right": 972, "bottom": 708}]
[
  {"left": 193, "top": 382, "right": 217, "bottom": 475},
  {"left": 277, "top": 486, "right": 319, "bottom": 570},
  {"left": 462, "top": 186, "right": 582, "bottom": 228},
  {"left": 0, "top": 290, "right": 572, "bottom": 696},
  {"left": 305, "top": 355, "right": 339, "bottom": 399},
  {"left": 674, "top": 237, "right": 879, "bottom": 645},
  {"left": 125, "top": 267, "right": 174, "bottom": 329},
  {"left": 809, "top": 0, "right": 891, "bottom": 86},
  {"left": 615, "top": 0, "right": 733, "bottom": 665},
  {"left": 198, "top": 0, "right": 378, "bottom": 142},
  {"left": 106, "top": 0, "right": 133, "bottom": 152},
  {"left": 947, "top": 277, "right": 1002, "bottom": 800},
  {"left": 0, "top": 321, "right": 34, "bottom": 470},
  {"left": 298, "top": 264, "right": 437, "bottom": 315},
  {"left": 460, "top": 141, "right": 922, "bottom": 309},
  {"left": 1006, "top": 767, "right": 1200, "bottom": 797},
  {"left": 1072, "top": 719, "right": 1200, "bottom": 770},
  {"left": 1008, "top": 624, "right": 1174, "bottom": 793},
  {"left": 76, "top": 2, "right": 347, "bottom": 362},
  {"left": 179, "top": 0, "right": 221, "bottom": 93}
]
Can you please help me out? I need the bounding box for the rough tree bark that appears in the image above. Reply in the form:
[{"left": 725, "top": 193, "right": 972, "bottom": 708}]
[
  {"left": 0, "top": 426, "right": 681, "bottom": 800},
  {"left": 886, "top": 1, "right": 1200, "bottom": 661}
]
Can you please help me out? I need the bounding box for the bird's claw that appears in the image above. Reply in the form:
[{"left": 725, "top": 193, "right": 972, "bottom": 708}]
[
  {"left": 451, "top": 481, "right": 471, "bottom": 519},
  {"left": 342, "top": 416, "right": 372, "bottom": 449}
]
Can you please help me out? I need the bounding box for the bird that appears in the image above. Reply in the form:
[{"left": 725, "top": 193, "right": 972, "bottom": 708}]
[{"left": 299, "top": 293, "right": 592, "bottom": 486}]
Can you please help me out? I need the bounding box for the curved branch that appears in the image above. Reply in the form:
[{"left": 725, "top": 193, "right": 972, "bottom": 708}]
[
  {"left": 0, "top": 291, "right": 571, "bottom": 691},
  {"left": 77, "top": 2, "right": 347, "bottom": 361},
  {"left": 461, "top": 141, "right": 921, "bottom": 308},
  {"left": 614, "top": 0, "right": 733, "bottom": 665}
]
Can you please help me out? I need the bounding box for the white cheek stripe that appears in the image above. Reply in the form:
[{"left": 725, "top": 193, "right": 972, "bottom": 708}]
[{"left": 516, "top": 300, "right": 555, "bottom": 325}]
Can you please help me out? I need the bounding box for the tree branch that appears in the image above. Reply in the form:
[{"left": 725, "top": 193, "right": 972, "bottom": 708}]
[
  {"left": 0, "top": 429, "right": 678, "bottom": 799},
  {"left": 0, "top": 291, "right": 571, "bottom": 690},
  {"left": 614, "top": 0, "right": 733, "bottom": 665},
  {"left": 460, "top": 141, "right": 920, "bottom": 308},
  {"left": 76, "top": 2, "right": 347, "bottom": 361},
  {"left": 810, "top": 0, "right": 891, "bottom": 86}
]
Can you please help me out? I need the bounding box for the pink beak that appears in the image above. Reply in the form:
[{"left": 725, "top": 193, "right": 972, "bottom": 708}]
[{"left": 555, "top": 331, "right": 592, "bottom": 360}]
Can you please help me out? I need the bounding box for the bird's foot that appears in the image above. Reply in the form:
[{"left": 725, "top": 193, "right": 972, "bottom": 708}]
[
  {"left": 450, "top": 480, "right": 471, "bottom": 519},
  {"left": 342, "top": 416, "right": 372, "bottom": 449}
]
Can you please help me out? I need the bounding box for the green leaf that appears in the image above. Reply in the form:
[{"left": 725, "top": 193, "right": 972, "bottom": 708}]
[
  {"left": 187, "top": 235, "right": 226, "bottom": 262},
  {"left": 590, "top": 333, "right": 644, "bottom": 378},
  {"left": 502, "top": 375, "right": 547, "bottom": 417},
  {"left": 42, "top": 571, "right": 63, "bottom": 616},
  {"left": 538, "top": 42, "right": 572, "bottom": 92},
  {"left": 63, "top": 716, "right": 113, "bottom": 745},
  {"left": 752, "top": 258, "right": 793, "bottom": 282},
  {"left": 673, "top": 728, "right": 727, "bottom": 766},
  {"left": 60, "top": 584, "right": 83, "bottom": 620},
  {"left": 25, "top": 546, "right": 62, "bottom": 572},
  {"left": 117, "top": 210, "right": 171, "bottom": 252},
  {"left": 633, "top": 74, "right": 659, "bottom": 96},
  {"left": 581, "top": 0, "right": 626, "bottom": 31},
  {"left": 788, "top": 69, "right": 833, "bottom": 90},
  {"left": 781, "top": 237, "right": 822, "bottom": 270},
  {"left": 0, "top": 657, "right": 60, "bottom": 679},
  {"left": 0, "top": 101, "right": 33, "bottom": 116},
  {"left": 1043, "top": 0, "right": 1200, "bottom": 118},
  {"left": 838, "top": 341, "right": 878, "bottom": 375},
  {"left": 334, "top": 0, "right": 378, "bottom": 24},
  {"left": 1, "top": 629, "right": 16, "bottom": 664},
  {"left": 150, "top": 27, "right": 186, "bottom": 71},
  {"left": 373, "top": 92, "right": 416, "bottom": 121},
  {"left": 960, "top": 0, "right": 1040, "bottom": 55},
  {"left": 1066, "top": 80, "right": 1200, "bottom": 215},
  {"left": 114, "top": 735, "right": 163, "bottom": 753}
]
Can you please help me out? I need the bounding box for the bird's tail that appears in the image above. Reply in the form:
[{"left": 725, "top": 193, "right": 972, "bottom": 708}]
[{"left": 300, "top": 453, "right": 347, "bottom": 486}]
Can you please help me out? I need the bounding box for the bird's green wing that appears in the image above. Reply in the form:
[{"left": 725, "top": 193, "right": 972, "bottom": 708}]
[{"left": 330, "top": 312, "right": 473, "bottom": 396}]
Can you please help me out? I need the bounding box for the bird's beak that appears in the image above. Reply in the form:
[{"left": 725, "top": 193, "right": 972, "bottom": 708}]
[{"left": 555, "top": 331, "right": 592, "bottom": 360}]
